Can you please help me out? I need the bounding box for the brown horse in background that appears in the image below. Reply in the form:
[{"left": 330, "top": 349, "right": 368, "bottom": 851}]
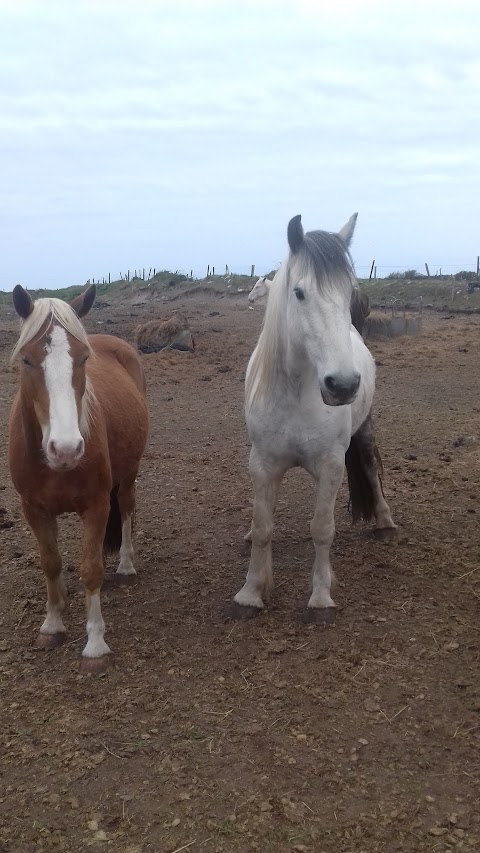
[{"left": 9, "top": 284, "right": 149, "bottom": 672}]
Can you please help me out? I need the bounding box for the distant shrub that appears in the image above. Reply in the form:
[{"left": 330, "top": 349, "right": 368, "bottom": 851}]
[{"left": 455, "top": 270, "right": 477, "bottom": 281}]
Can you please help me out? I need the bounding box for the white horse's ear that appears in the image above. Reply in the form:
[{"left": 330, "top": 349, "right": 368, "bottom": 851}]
[
  {"left": 70, "top": 284, "right": 96, "bottom": 318},
  {"left": 338, "top": 212, "right": 358, "bottom": 248},
  {"left": 338, "top": 213, "right": 358, "bottom": 249},
  {"left": 13, "top": 284, "right": 34, "bottom": 319},
  {"left": 288, "top": 214, "right": 304, "bottom": 254}
]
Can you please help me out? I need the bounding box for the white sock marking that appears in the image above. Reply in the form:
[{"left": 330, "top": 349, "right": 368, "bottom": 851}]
[
  {"left": 116, "top": 516, "right": 136, "bottom": 576},
  {"left": 83, "top": 590, "right": 111, "bottom": 659}
]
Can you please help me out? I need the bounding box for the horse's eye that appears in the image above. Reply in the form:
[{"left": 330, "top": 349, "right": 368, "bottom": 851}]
[
  {"left": 22, "top": 357, "right": 32, "bottom": 366},
  {"left": 294, "top": 287, "right": 305, "bottom": 302}
]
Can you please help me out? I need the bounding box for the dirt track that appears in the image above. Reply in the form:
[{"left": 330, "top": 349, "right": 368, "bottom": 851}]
[{"left": 1, "top": 295, "right": 479, "bottom": 852}]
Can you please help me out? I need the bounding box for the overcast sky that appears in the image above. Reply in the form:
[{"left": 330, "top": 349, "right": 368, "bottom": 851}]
[{"left": 1, "top": 0, "right": 479, "bottom": 290}]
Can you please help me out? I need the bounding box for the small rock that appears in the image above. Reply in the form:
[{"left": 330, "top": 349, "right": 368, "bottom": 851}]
[
  {"left": 429, "top": 826, "right": 448, "bottom": 836},
  {"left": 443, "top": 641, "right": 460, "bottom": 652},
  {"left": 171, "top": 817, "right": 180, "bottom": 827},
  {"left": 364, "top": 698, "right": 379, "bottom": 712}
]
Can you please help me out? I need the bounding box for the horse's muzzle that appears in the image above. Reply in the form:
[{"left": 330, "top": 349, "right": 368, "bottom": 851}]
[
  {"left": 321, "top": 371, "right": 360, "bottom": 406},
  {"left": 46, "top": 437, "right": 85, "bottom": 471}
]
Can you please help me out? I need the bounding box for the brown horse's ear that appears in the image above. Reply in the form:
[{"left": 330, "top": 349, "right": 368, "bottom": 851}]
[
  {"left": 13, "top": 285, "right": 34, "bottom": 319},
  {"left": 70, "top": 284, "right": 96, "bottom": 318}
]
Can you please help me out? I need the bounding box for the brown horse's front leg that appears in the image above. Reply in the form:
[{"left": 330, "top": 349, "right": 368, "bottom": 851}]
[
  {"left": 79, "top": 501, "right": 111, "bottom": 673},
  {"left": 22, "top": 506, "right": 67, "bottom": 650}
]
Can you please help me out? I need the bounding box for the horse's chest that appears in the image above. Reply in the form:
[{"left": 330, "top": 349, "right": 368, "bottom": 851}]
[{"left": 248, "top": 402, "right": 351, "bottom": 461}]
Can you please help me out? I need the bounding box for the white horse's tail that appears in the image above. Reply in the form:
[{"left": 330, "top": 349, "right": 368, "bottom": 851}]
[{"left": 345, "top": 412, "right": 385, "bottom": 523}]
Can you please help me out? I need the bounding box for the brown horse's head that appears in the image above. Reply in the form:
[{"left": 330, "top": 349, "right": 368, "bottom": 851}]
[{"left": 12, "top": 284, "right": 96, "bottom": 471}]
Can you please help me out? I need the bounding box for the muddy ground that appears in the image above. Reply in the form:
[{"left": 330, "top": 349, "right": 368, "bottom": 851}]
[{"left": 0, "top": 294, "right": 479, "bottom": 853}]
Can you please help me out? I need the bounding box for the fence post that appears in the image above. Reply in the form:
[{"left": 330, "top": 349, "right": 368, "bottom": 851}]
[
  {"left": 369, "top": 260, "right": 375, "bottom": 280},
  {"left": 374, "top": 266, "right": 377, "bottom": 279},
  {"left": 207, "top": 265, "right": 210, "bottom": 277},
  {"left": 250, "top": 264, "right": 255, "bottom": 277},
  {"left": 477, "top": 255, "right": 479, "bottom": 277},
  {"left": 127, "top": 270, "right": 130, "bottom": 282},
  {"left": 212, "top": 266, "right": 215, "bottom": 276},
  {"left": 143, "top": 268, "right": 145, "bottom": 280},
  {"left": 225, "top": 264, "right": 229, "bottom": 275},
  {"left": 108, "top": 272, "right": 111, "bottom": 284},
  {"left": 425, "top": 263, "right": 430, "bottom": 277}
]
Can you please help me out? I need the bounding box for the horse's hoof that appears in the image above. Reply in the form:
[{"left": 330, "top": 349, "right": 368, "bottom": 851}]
[
  {"left": 301, "top": 607, "right": 336, "bottom": 626},
  {"left": 114, "top": 572, "right": 138, "bottom": 586},
  {"left": 34, "top": 632, "right": 66, "bottom": 650},
  {"left": 228, "top": 601, "right": 263, "bottom": 621},
  {"left": 374, "top": 526, "right": 397, "bottom": 543},
  {"left": 80, "top": 655, "right": 111, "bottom": 674}
]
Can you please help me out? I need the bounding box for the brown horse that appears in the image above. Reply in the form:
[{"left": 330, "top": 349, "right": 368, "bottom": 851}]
[{"left": 9, "top": 284, "right": 149, "bottom": 672}]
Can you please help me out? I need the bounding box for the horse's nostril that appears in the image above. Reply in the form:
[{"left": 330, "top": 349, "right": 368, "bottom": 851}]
[
  {"left": 48, "top": 440, "right": 58, "bottom": 457},
  {"left": 325, "top": 375, "right": 336, "bottom": 391}
]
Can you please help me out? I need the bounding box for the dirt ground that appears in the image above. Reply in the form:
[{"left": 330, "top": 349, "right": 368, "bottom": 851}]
[{"left": 0, "top": 294, "right": 479, "bottom": 853}]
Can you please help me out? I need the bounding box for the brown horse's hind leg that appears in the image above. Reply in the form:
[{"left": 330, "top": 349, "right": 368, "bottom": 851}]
[
  {"left": 349, "top": 413, "right": 397, "bottom": 538},
  {"left": 23, "top": 508, "right": 67, "bottom": 650},
  {"left": 115, "top": 479, "right": 138, "bottom": 584},
  {"left": 79, "top": 502, "right": 111, "bottom": 672}
]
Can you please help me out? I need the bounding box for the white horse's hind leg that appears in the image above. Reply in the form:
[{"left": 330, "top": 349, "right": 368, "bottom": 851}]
[
  {"left": 232, "top": 452, "right": 284, "bottom": 618},
  {"left": 305, "top": 454, "right": 345, "bottom": 624}
]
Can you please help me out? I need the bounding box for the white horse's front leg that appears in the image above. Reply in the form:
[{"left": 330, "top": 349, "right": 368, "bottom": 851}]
[
  {"left": 231, "top": 452, "right": 284, "bottom": 619},
  {"left": 305, "top": 454, "right": 345, "bottom": 624}
]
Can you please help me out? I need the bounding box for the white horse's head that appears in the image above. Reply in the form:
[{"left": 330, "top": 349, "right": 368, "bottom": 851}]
[
  {"left": 285, "top": 213, "right": 360, "bottom": 406},
  {"left": 248, "top": 276, "right": 272, "bottom": 303}
]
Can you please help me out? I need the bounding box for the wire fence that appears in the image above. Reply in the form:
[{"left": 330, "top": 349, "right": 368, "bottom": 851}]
[
  {"left": 1, "top": 259, "right": 479, "bottom": 301},
  {"left": 87, "top": 258, "right": 480, "bottom": 286}
]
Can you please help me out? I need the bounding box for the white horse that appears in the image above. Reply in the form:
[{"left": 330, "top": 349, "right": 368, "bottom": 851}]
[
  {"left": 248, "top": 276, "right": 272, "bottom": 303},
  {"left": 232, "top": 213, "right": 396, "bottom": 623}
]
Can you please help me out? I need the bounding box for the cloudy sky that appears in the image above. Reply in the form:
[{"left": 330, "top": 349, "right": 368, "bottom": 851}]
[{"left": 1, "top": 0, "right": 479, "bottom": 289}]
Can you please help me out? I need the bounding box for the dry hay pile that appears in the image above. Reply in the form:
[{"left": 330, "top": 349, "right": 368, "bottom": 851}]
[
  {"left": 135, "top": 312, "right": 195, "bottom": 353},
  {"left": 364, "top": 311, "right": 394, "bottom": 339}
]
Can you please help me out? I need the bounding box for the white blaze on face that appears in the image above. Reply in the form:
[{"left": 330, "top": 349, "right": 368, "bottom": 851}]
[{"left": 42, "top": 325, "right": 84, "bottom": 467}]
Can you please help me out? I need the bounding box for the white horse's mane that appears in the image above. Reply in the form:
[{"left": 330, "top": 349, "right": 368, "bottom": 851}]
[{"left": 245, "top": 230, "right": 356, "bottom": 411}]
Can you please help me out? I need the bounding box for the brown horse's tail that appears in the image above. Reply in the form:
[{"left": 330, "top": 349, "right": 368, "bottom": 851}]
[
  {"left": 345, "top": 417, "right": 384, "bottom": 523},
  {"left": 103, "top": 486, "right": 123, "bottom": 554}
]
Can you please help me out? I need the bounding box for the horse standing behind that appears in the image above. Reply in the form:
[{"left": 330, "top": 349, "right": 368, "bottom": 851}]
[
  {"left": 9, "top": 285, "right": 149, "bottom": 671},
  {"left": 248, "top": 276, "right": 273, "bottom": 303},
  {"left": 232, "top": 213, "right": 396, "bottom": 623}
]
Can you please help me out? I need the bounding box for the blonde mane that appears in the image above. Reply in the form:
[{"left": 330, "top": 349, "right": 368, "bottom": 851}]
[
  {"left": 11, "top": 297, "right": 96, "bottom": 438},
  {"left": 11, "top": 297, "right": 92, "bottom": 362}
]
